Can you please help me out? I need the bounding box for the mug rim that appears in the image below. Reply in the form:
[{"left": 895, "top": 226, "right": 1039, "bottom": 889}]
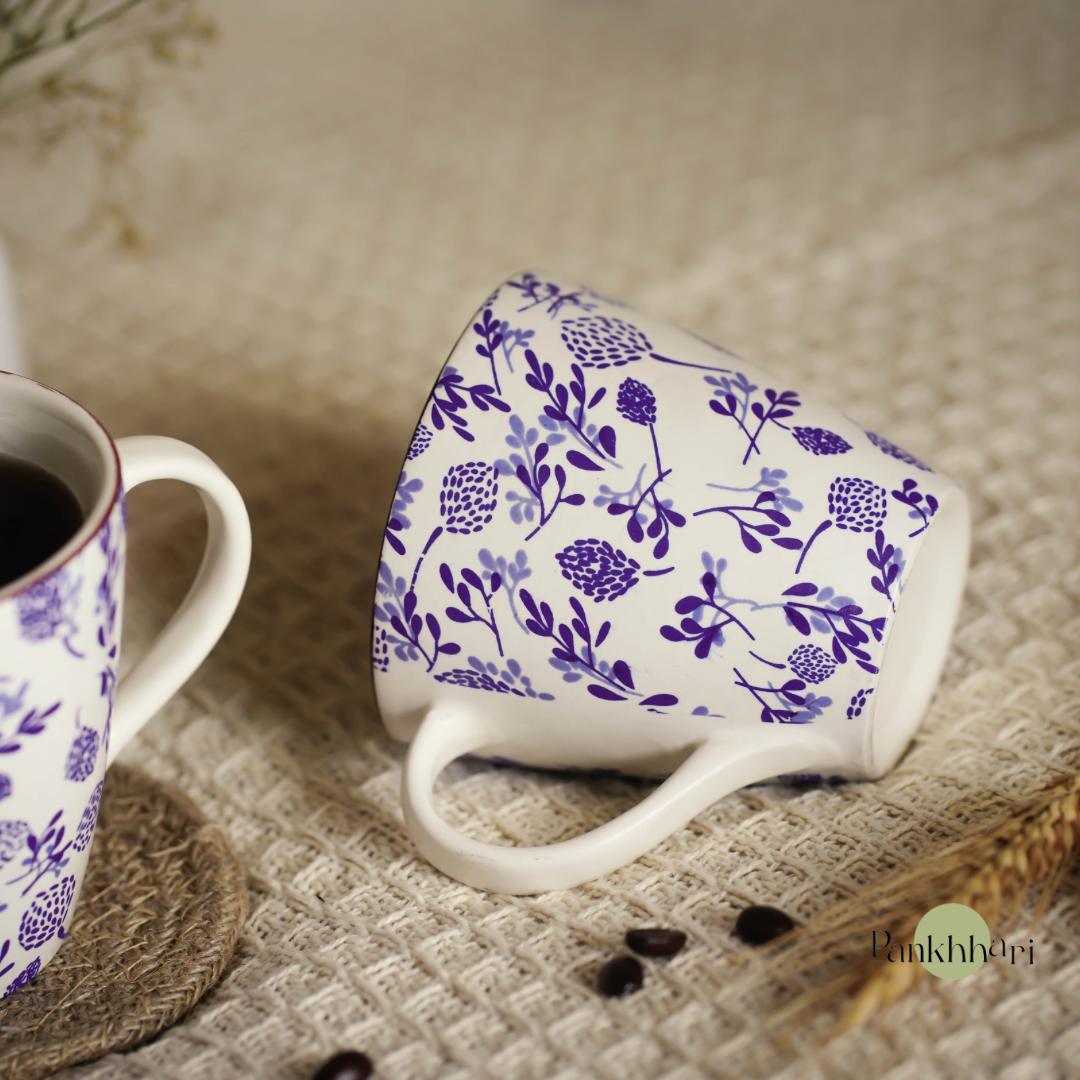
[{"left": 0, "top": 371, "right": 121, "bottom": 602}]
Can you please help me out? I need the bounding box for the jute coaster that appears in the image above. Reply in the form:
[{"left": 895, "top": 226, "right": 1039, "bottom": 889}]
[{"left": 0, "top": 765, "right": 248, "bottom": 1080}]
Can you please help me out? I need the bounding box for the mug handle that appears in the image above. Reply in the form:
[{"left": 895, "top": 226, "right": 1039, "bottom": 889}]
[
  {"left": 402, "top": 705, "right": 831, "bottom": 894},
  {"left": 106, "top": 436, "right": 252, "bottom": 765}
]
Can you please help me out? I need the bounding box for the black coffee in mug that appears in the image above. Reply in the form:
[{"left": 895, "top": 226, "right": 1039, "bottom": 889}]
[{"left": 0, "top": 453, "right": 84, "bottom": 588}]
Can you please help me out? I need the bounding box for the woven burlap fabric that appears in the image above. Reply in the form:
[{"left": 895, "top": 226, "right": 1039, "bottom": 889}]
[
  {"left": 0, "top": 766, "right": 247, "bottom": 1079},
  {"left": 1, "top": 1, "right": 1079, "bottom": 1076}
]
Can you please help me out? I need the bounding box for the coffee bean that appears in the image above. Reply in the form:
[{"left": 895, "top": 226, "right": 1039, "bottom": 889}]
[
  {"left": 625, "top": 928, "right": 687, "bottom": 958},
  {"left": 734, "top": 905, "right": 795, "bottom": 946},
  {"left": 312, "top": 1050, "right": 373, "bottom": 1080},
  {"left": 597, "top": 955, "right": 644, "bottom": 997}
]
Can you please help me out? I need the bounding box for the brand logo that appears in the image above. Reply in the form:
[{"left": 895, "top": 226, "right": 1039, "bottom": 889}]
[{"left": 872, "top": 903, "right": 1034, "bottom": 979}]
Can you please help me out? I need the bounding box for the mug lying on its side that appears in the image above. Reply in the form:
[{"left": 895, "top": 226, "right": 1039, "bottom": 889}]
[{"left": 373, "top": 272, "right": 969, "bottom": 895}]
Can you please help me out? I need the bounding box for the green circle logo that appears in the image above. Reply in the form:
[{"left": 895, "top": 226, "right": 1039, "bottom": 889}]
[{"left": 914, "top": 903, "right": 991, "bottom": 979}]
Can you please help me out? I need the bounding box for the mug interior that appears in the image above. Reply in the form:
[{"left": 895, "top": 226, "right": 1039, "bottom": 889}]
[
  {"left": 867, "top": 487, "right": 971, "bottom": 775},
  {"left": 0, "top": 371, "right": 119, "bottom": 598}
]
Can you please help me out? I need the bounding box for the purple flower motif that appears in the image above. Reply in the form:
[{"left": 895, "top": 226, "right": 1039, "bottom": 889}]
[
  {"left": 792, "top": 427, "right": 851, "bottom": 456},
  {"left": 0, "top": 774, "right": 9, "bottom": 802},
  {"left": 64, "top": 719, "right": 99, "bottom": 783},
  {"left": 371, "top": 627, "right": 390, "bottom": 674},
  {"left": 556, "top": 539, "right": 640, "bottom": 602},
  {"left": 18, "top": 875, "right": 76, "bottom": 951},
  {"left": 3, "top": 957, "right": 40, "bottom": 998},
  {"left": 17, "top": 576, "right": 67, "bottom": 641},
  {"left": 16, "top": 570, "right": 81, "bottom": 655},
  {"left": 616, "top": 378, "right": 657, "bottom": 426},
  {"left": 439, "top": 462, "right": 499, "bottom": 535},
  {"left": 73, "top": 780, "right": 104, "bottom": 853},
  {"left": 561, "top": 314, "right": 649, "bottom": 368},
  {"left": 865, "top": 430, "right": 932, "bottom": 472},
  {"left": 434, "top": 668, "right": 516, "bottom": 694},
  {"left": 847, "top": 687, "right": 874, "bottom": 719},
  {"left": 786, "top": 644, "right": 836, "bottom": 684},
  {"left": 795, "top": 477, "right": 887, "bottom": 573},
  {"left": 561, "top": 315, "right": 730, "bottom": 373},
  {"left": 0, "top": 820, "right": 29, "bottom": 863},
  {"left": 828, "top": 478, "right": 887, "bottom": 533},
  {"left": 407, "top": 425, "right": 432, "bottom": 461}
]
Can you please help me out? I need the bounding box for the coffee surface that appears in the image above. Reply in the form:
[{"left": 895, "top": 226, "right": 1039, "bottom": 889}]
[{"left": 0, "top": 454, "right": 84, "bottom": 589}]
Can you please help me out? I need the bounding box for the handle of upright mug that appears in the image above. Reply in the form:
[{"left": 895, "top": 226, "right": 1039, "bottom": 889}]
[
  {"left": 106, "top": 436, "right": 252, "bottom": 765},
  {"left": 402, "top": 705, "right": 829, "bottom": 894}
]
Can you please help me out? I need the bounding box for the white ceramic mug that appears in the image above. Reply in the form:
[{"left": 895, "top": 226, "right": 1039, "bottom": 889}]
[
  {"left": 374, "top": 272, "right": 970, "bottom": 894},
  {"left": 0, "top": 373, "right": 251, "bottom": 995}
]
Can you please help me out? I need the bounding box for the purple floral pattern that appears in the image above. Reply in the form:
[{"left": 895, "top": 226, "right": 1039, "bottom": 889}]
[
  {"left": 64, "top": 716, "right": 99, "bottom": 783},
  {"left": 4, "top": 955, "right": 39, "bottom": 997},
  {"left": 561, "top": 315, "right": 732, "bottom": 373},
  {"left": 383, "top": 473, "right": 423, "bottom": 557},
  {"left": 2, "top": 494, "right": 125, "bottom": 986},
  {"left": 407, "top": 425, "right": 432, "bottom": 461},
  {"left": 865, "top": 430, "right": 932, "bottom": 472},
  {"left": 18, "top": 875, "right": 76, "bottom": 950},
  {"left": 615, "top": 378, "right": 656, "bottom": 426},
  {"left": 434, "top": 657, "right": 554, "bottom": 700},
  {"left": 706, "top": 372, "right": 801, "bottom": 465},
  {"left": 73, "top": 781, "right": 103, "bottom": 853},
  {"left": 16, "top": 570, "right": 83, "bottom": 657},
  {"left": 440, "top": 462, "right": 499, "bottom": 535},
  {"left": 787, "top": 644, "right": 836, "bottom": 684},
  {"left": 555, "top": 539, "right": 640, "bottom": 602},
  {"left": 0, "top": 821, "right": 29, "bottom": 864},
  {"left": 847, "top": 688, "right": 874, "bottom": 719},
  {"left": 792, "top": 427, "right": 851, "bottom": 456},
  {"left": 375, "top": 272, "right": 957, "bottom": 775},
  {"left": 795, "top": 477, "right": 888, "bottom": 574}
]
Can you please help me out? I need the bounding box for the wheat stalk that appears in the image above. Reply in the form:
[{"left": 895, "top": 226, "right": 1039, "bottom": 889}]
[{"left": 747, "top": 772, "right": 1080, "bottom": 1036}]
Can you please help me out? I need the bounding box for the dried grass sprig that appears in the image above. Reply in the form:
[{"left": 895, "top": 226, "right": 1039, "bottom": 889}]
[{"left": 745, "top": 772, "right": 1080, "bottom": 1037}]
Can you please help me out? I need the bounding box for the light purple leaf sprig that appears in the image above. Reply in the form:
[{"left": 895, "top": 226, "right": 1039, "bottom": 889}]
[
  {"left": 374, "top": 561, "right": 461, "bottom": 670},
  {"left": 705, "top": 372, "right": 801, "bottom": 466},
  {"left": 732, "top": 666, "right": 812, "bottom": 724},
  {"left": 478, "top": 548, "right": 531, "bottom": 634},
  {"left": 0, "top": 939, "right": 13, "bottom": 982},
  {"left": 519, "top": 588, "right": 678, "bottom": 709},
  {"left": 891, "top": 478, "right": 939, "bottom": 537},
  {"left": 693, "top": 491, "right": 803, "bottom": 555},
  {"left": 659, "top": 567, "right": 756, "bottom": 660},
  {"left": 0, "top": 678, "right": 59, "bottom": 755},
  {"left": 429, "top": 366, "right": 511, "bottom": 443},
  {"left": 524, "top": 350, "right": 616, "bottom": 468},
  {"left": 7, "top": 809, "right": 71, "bottom": 897},
  {"left": 506, "top": 272, "right": 598, "bottom": 318},
  {"left": 383, "top": 473, "right": 423, "bottom": 557},
  {"left": 781, "top": 582, "right": 887, "bottom": 675},
  {"left": 706, "top": 466, "right": 803, "bottom": 513},
  {"left": 497, "top": 320, "right": 534, "bottom": 374},
  {"left": 788, "top": 692, "right": 833, "bottom": 724},
  {"left": 495, "top": 417, "right": 564, "bottom": 526},
  {"left": 495, "top": 415, "right": 584, "bottom": 540},
  {"left": 867, "top": 529, "right": 900, "bottom": 610},
  {"left": 440, "top": 562, "right": 504, "bottom": 657}
]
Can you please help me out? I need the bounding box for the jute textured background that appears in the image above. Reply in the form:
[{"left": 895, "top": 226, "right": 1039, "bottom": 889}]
[{"left": 2, "top": 1, "right": 1079, "bottom": 1076}]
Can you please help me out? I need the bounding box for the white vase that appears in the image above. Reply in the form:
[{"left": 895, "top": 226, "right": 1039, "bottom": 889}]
[{"left": 0, "top": 231, "right": 28, "bottom": 376}]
